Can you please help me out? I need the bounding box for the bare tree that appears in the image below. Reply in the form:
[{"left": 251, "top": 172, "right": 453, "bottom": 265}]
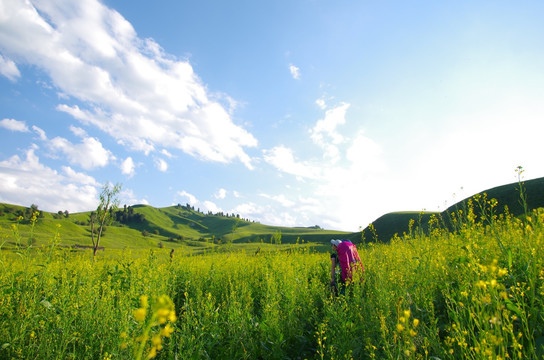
[{"left": 90, "top": 183, "right": 121, "bottom": 257}]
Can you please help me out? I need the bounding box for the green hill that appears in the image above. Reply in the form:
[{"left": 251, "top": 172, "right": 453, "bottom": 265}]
[
  {"left": 361, "top": 176, "right": 544, "bottom": 242},
  {"left": 0, "top": 202, "right": 353, "bottom": 252},
  {"left": 1, "top": 177, "right": 542, "bottom": 251}
]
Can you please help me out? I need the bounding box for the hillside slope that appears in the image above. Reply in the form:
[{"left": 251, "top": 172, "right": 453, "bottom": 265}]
[
  {"left": 361, "top": 177, "right": 544, "bottom": 243},
  {"left": 0, "top": 202, "right": 354, "bottom": 250},
  {"left": 1, "top": 177, "right": 542, "bottom": 249}
]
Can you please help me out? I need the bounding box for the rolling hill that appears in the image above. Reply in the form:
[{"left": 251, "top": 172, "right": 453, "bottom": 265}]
[
  {"left": 361, "top": 176, "right": 544, "bottom": 242},
  {"left": 0, "top": 202, "right": 355, "bottom": 251},
  {"left": 1, "top": 177, "right": 542, "bottom": 250}
]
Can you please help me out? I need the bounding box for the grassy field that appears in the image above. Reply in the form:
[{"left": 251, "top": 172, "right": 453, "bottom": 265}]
[{"left": 1, "top": 189, "right": 543, "bottom": 359}]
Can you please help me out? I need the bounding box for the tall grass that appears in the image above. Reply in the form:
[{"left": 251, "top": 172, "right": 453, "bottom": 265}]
[{"left": 0, "top": 198, "right": 543, "bottom": 359}]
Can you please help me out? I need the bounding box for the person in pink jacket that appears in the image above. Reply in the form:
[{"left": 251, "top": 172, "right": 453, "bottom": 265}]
[{"left": 330, "top": 239, "right": 364, "bottom": 295}]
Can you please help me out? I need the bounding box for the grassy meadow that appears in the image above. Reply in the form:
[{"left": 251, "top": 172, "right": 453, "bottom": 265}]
[{"left": 1, "top": 190, "right": 543, "bottom": 359}]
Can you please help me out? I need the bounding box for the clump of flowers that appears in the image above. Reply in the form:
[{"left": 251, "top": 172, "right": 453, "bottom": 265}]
[
  {"left": 122, "top": 294, "right": 177, "bottom": 359},
  {"left": 394, "top": 308, "right": 419, "bottom": 357}
]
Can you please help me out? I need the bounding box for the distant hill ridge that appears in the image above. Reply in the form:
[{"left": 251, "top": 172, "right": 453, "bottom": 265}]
[
  {"left": 0, "top": 177, "right": 542, "bottom": 248},
  {"left": 362, "top": 177, "right": 544, "bottom": 243}
]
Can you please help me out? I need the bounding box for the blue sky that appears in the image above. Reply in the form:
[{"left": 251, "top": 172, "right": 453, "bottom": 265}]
[{"left": 1, "top": 0, "right": 543, "bottom": 231}]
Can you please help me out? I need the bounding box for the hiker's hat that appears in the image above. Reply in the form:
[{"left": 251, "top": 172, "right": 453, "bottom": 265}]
[{"left": 330, "top": 239, "right": 342, "bottom": 246}]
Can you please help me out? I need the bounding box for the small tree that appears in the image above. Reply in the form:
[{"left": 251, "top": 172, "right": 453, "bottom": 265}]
[
  {"left": 272, "top": 230, "right": 282, "bottom": 245},
  {"left": 90, "top": 183, "right": 121, "bottom": 257}
]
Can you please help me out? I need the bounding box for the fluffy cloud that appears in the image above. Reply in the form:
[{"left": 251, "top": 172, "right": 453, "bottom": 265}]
[
  {"left": 32, "top": 126, "right": 47, "bottom": 140},
  {"left": 215, "top": 188, "right": 227, "bottom": 199},
  {"left": 120, "top": 188, "right": 148, "bottom": 206},
  {"left": 262, "top": 145, "right": 322, "bottom": 180},
  {"left": 202, "top": 200, "right": 222, "bottom": 214},
  {"left": 120, "top": 157, "right": 135, "bottom": 177},
  {"left": 32, "top": 126, "right": 114, "bottom": 170},
  {"left": 315, "top": 98, "right": 326, "bottom": 110},
  {"left": 0, "top": 54, "right": 20, "bottom": 81},
  {"left": 155, "top": 158, "right": 168, "bottom": 172},
  {"left": 310, "top": 102, "right": 349, "bottom": 146},
  {"left": 231, "top": 201, "right": 262, "bottom": 216},
  {"left": 309, "top": 102, "right": 350, "bottom": 163},
  {"left": 0, "top": 0, "right": 257, "bottom": 168},
  {"left": 259, "top": 193, "right": 295, "bottom": 207},
  {"left": 0, "top": 146, "right": 99, "bottom": 212},
  {"left": 177, "top": 190, "right": 197, "bottom": 205},
  {"left": 0, "top": 118, "right": 29, "bottom": 132},
  {"left": 289, "top": 64, "right": 300, "bottom": 80},
  {"left": 49, "top": 135, "right": 113, "bottom": 170},
  {"left": 229, "top": 200, "right": 297, "bottom": 227}
]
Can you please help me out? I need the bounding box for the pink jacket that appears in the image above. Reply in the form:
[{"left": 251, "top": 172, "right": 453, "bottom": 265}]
[{"left": 337, "top": 241, "right": 364, "bottom": 281}]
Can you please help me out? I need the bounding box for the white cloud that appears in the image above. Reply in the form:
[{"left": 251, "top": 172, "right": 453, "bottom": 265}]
[
  {"left": 310, "top": 102, "right": 349, "bottom": 146},
  {"left": 32, "top": 126, "right": 47, "bottom": 140},
  {"left": 259, "top": 193, "right": 295, "bottom": 207},
  {"left": 0, "top": 54, "right": 20, "bottom": 81},
  {"left": 309, "top": 102, "right": 350, "bottom": 163},
  {"left": 229, "top": 201, "right": 296, "bottom": 227},
  {"left": 315, "top": 98, "right": 326, "bottom": 110},
  {"left": 215, "top": 188, "right": 227, "bottom": 199},
  {"left": 69, "top": 125, "right": 87, "bottom": 138},
  {"left": 262, "top": 145, "right": 322, "bottom": 180},
  {"left": 120, "top": 188, "right": 148, "bottom": 206},
  {"left": 262, "top": 211, "right": 297, "bottom": 228},
  {"left": 0, "top": 0, "right": 257, "bottom": 168},
  {"left": 160, "top": 149, "right": 173, "bottom": 158},
  {"left": 61, "top": 165, "right": 98, "bottom": 185},
  {"left": 120, "top": 156, "right": 135, "bottom": 177},
  {"left": 202, "top": 200, "right": 222, "bottom": 214},
  {"left": 228, "top": 198, "right": 297, "bottom": 227},
  {"left": 177, "top": 190, "right": 197, "bottom": 205},
  {"left": 155, "top": 158, "right": 168, "bottom": 172},
  {"left": 289, "top": 64, "right": 300, "bottom": 80},
  {"left": 0, "top": 118, "right": 29, "bottom": 132},
  {"left": 0, "top": 147, "right": 99, "bottom": 212},
  {"left": 231, "top": 201, "right": 262, "bottom": 216},
  {"left": 49, "top": 135, "right": 113, "bottom": 170}
]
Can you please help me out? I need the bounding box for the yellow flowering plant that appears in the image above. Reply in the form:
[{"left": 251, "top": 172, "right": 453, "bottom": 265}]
[{"left": 122, "top": 294, "right": 177, "bottom": 360}]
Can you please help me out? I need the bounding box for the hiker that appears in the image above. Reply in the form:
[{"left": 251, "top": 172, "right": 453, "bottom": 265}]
[{"left": 330, "top": 239, "right": 364, "bottom": 295}]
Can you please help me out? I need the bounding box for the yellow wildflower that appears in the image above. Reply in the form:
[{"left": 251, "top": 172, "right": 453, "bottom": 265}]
[
  {"left": 140, "top": 295, "right": 149, "bottom": 309},
  {"left": 160, "top": 323, "right": 174, "bottom": 338},
  {"left": 133, "top": 308, "right": 147, "bottom": 322}
]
